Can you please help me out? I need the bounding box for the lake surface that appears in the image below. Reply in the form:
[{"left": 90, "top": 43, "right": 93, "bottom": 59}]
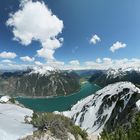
[{"left": 16, "top": 82, "right": 100, "bottom": 112}]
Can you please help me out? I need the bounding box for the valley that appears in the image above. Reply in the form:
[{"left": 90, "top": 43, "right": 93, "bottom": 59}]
[
  {"left": 0, "top": 68, "right": 140, "bottom": 140},
  {"left": 0, "top": 68, "right": 81, "bottom": 97},
  {"left": 16, "top": 82, "right": 100, "bottom": 112},
  {"left": 1, "top": 0, "right": 140, "bottom": 139}
]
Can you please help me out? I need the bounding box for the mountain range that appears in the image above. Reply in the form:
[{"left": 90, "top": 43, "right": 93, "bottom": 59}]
[
  {"left": 0, "top": 66, "right": 140, "bottom": 139},
  {"left": 0, "top": 67, "right": 80, "bottom": 97},
  {"left": 89, "top": 67, "right": 140, "bottom": 87}
]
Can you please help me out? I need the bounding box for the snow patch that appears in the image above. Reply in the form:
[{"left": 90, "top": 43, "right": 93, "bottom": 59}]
[
  {"left": 29, "top": 65, "right": 61, "bottom": 76},
  {"left": 106, "top": 67, "right": 140, "bottom": 78},
  {"left": 0, "top": 103, "right": 34, "bottom": 140},
  {"left": 0, "top": 96, "right": 11, "bottom": 103},
  {"left": 136, "top": 99, "right": 140, "bottom": 110}
]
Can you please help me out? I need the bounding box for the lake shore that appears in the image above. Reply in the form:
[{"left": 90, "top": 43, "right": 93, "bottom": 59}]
[{"left": 15, "top": 83, "right": 101, "bottom": 112}]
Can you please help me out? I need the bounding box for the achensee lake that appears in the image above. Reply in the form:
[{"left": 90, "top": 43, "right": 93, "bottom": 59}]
[{"left": 16, "top": 82, "right": 100, "bottom": 112}]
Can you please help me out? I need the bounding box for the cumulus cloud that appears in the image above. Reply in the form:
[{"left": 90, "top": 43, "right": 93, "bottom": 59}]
[
  {"left": 2, "top": 58, "right": 140, "bottom": 70},
  {"left": 103, "top": 57, "right": 112, "bottom": 64},
  {"left": 0, "top": 51, "right": 17, "bottom": 59},
  {"left": 1, "top": 59, "right": 14, "bottom": 63},
  {"left": 69, "top": 60, "right": 80, "bottom": 65},
  {"left": 90, "top": 34, "right": 101, "bottom": 45},
  {"left": 96, "top": 58, "right": 102, "bottom": 63},
  {"left": 110, "top": 41, "right": 126, "bottom": 53},
  {"left": 37, "top": 38, "right": 63, "bottom": 60},
  {"left": 46, "top": 60, "right": 64, "bottom": 68},
  {"left": 35, "top": 60, "right": 65, "bottom": 69},
  {"left": 35, "top": 61, "right": 43, "bottom": 66},
  {"left": 6, "top": 0, "right": 63, "bottom": 61},
  {"left": 85, "top": 61, "right": 97, "bottom": 66},
  {"left": 84, "top": 58, "right": 140, "bottom": 70},
  {"left": 0, "top": 63, "right": 33, "bottom": 70},
  {"left": 20, "top": 56, "right": 35, "bottom": 62}
]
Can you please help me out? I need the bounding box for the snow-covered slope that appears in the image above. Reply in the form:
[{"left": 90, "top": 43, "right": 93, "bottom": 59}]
[
  {"left": 89, "top": 67, "right": 140, "bottom": 87},
  {"left": 106, "top": 67, "right": 140, "bottom": 78},
  {"left": 0, "top": 102, "right": 34, "bottom": 140},
  {"left": 63, "top": 82, "right": 140, "bottom": 134},
  {"left": 29, "top": 66, "right": 58, "bottom": 76}
]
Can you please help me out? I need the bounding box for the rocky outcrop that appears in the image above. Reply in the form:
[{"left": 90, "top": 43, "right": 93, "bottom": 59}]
[
  {"left": 21, "top": 112, "right": 88, "bottom": 140},
  {"left": 20, "top": 131, "right": 80, "bottom": 140}
]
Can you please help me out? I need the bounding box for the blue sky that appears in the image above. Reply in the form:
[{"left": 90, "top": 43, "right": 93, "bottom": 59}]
[{"left": 0, "top": 0, "right": 140, "bottom": 70}]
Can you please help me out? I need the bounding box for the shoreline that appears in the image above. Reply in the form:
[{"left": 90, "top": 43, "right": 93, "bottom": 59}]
[{"left": 1, "top": 82, "right": 100, "bottom": 99}]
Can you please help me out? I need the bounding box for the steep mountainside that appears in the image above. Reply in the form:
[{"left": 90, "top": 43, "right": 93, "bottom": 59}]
[
  {"left": 0, "top": 68, "right": 80, "bottom": 97},
  {"left": 89, "top": 67, "right": 140, "bottom": 87},
  {"left": 63, "top": 82, "right": 140, "bottom": 134}
]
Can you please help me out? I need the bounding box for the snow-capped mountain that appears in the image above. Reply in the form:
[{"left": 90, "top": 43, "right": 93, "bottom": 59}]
[
  {"left": 29, "top": 66, "right": 60, "bottom": 76},
  {"left": 0, "top": 68, "right": 80, "bottom": 97},
  {"left": 63, "top": 82, "right": 140, "bottom": 134},
  {"left": 106, "top": 67, "right": 140, "bottom": 78},
  {"left": 89, "top": 67, "right": 140, "bottom": 87}
]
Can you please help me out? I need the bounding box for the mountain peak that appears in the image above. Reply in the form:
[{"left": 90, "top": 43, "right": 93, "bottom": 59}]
[
  {"left": 107, "top": 66, "right": 140, "bottom": 78},
  {"left": 63, "top": 82, "right": 140, "bottom": 134},
  {"left": 29, "top": 66, "right": 59, "bottom": 76}
]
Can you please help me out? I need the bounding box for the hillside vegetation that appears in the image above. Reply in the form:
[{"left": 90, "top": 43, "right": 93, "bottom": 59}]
[
  {"left": 22, "top": 112, "right": 88, "bottom": 140},
  {"left": 100, "top": 112, "right": 140, "bottom": 140}
]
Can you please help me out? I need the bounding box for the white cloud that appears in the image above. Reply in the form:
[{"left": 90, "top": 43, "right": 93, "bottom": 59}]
[
  {"left": 69, "top": 60, "right": 80, "bottom": 65},
  {"left": 103, "top": 57, "right": 112, "bottom": 64},
  {"left": 6, "top": 0, "right": 63, "bottom": 61},
  {"left": 84, "top": 58, "right": 140, "bottom": 70},
  {"left": 20, "top": 56, "right": 35, "bottom": 62},
  {"left": 96, "top": 58, "right": 102, "bottom": 63},
  {"left": 0, "top": 51, "right": 17, "bottom": 59},
  {"left": 35, "top": 60, "right": 64, "bottom": 69},
  {"left": 1, "top": 59, "right": 13, "bottom": 63},
  {"left": 85, "top": 61, "right": 96, "bottom": 66},
  {"left": 46, "top": 60, "right": 64, "bottom": 69},
  {"left": 90, "top": 34, "right": 101, "bottom": 45},
  {"left": 35, "top": 61, "right": 43, "bottom": 66},
  {"left": 2, "top": 58, "right": 140, "bottom": 70},
  {"left": 37, "top": 38, "right": 62, "bottom": 60},
  {"left": 110, "top": 41, "right": 126, "bottom": 53},
  {"left": 0, "top": 63, "right": 33, "bottom": 70}
]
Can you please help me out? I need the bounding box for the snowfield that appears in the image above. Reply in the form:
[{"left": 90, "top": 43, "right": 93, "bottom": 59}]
[
  {"left": 106, "top": 66, "right": 140, "bottom": 78},
  {"left": 30, "top": 65, "right": 58, "bottom": 76},
  {"left": 0, "top": 103, "right": 34, "bottom": 140}
]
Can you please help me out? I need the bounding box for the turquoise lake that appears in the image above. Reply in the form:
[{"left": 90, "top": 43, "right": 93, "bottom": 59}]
[{"left": 16, "top": 82, "right": 100, "bottom": 112}]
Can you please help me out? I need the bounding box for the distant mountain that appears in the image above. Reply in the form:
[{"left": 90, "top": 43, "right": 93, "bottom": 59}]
[
  {"left": 0, "top": 67, "right": 80, "bottom": 97},
  {"left": 63, "top": 82, "right": 140, "bottom": 134},
  {"left": 75, "top": 70, "right": 104, "bottom": 78},
  {"left": 89, "top": 67, "right": 140, "bottom": 87}
]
